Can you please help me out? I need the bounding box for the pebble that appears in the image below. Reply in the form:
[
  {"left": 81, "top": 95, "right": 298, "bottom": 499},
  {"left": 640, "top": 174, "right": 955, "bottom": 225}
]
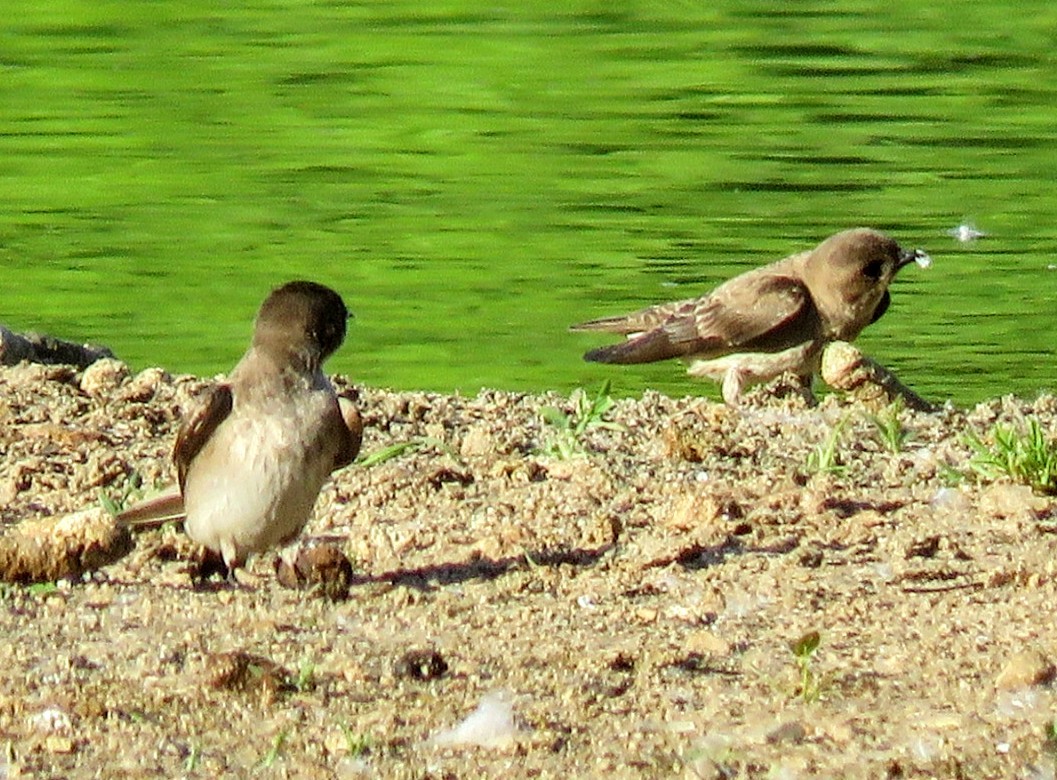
[
  {"left": 995, "top": 649, "right": 1056, "bottom": 690},
  {"left": 274, "top": 541, "right": 353, "bottom": 601},
  {"left": 978, "top": 484, "right": 1047, "bottom": 520},
  {"left": 79, "top": 357, "right": 131, "bottom": 395},
  {"left": 29, "top": 706, "right": 71, "bottom": 733},
  {"left": 685, "top": 630, "right": 731, "bottom": 657},
  {"left": 766, "top": 720, "right": 807, "bottom": 744},
  {"left": 460, "top": 425, "right": 496, "bottom": 458},
  {"left": 931, "top": 487, "right": 972, "bottom": 513},
  {"left": 120, "top": 367, "right": 171, "bottom": 402}
]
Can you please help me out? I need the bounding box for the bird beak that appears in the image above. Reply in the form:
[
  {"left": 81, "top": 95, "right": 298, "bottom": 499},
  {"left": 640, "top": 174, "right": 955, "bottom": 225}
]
[{"left": 898, "top": 247, "right": 932, "bottom": 270}]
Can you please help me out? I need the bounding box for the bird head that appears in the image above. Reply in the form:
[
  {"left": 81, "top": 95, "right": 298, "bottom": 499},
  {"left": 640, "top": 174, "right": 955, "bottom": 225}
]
[
  {"left": 253, "top": 281, "right": 350, "bottom": 369},
  {"left": 805, "top": 228, "right": 927, "bottom": 340}
]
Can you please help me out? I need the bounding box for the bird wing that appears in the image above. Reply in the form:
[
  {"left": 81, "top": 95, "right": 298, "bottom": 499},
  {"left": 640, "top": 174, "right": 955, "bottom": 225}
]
[
  {"left": 332, "top": 395, "right": 363, "bottom": 470},
  {"left": 582, "top": 274, "right": 817, "bottom": 365},
  {"left": 686, "top": 274, "right": 817, "bottom": 352},
  {"left": 173, "top": 383, "right": 234, "bottom": 493}
]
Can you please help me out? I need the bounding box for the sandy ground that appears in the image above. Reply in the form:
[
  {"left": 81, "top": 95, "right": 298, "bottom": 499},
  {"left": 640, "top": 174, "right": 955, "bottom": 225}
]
[{"left": 3, "top": 359, "right": 1057, "bottom": 779}]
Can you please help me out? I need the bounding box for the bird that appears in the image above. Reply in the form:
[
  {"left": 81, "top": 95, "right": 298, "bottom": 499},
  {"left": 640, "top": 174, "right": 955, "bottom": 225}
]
[
  {"left": 570, "top": 228, "right": 930, "bottom": 405},
  {"left": 119, "top": 280, "right": 362, "bottom": 580}
]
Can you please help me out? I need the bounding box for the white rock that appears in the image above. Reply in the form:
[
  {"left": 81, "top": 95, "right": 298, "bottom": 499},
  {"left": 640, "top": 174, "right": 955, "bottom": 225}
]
[
  {"left": 80, "top": 358, "right": 130, "bottom": 395},
  {"left": 29, "top": 706, "right": 71, "bottom": 733}
]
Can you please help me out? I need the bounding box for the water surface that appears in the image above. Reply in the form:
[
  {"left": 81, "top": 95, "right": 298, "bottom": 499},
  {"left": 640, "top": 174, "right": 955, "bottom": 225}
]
[{"left": 3, "top": 1, "right": 1056, "bottom": 405}]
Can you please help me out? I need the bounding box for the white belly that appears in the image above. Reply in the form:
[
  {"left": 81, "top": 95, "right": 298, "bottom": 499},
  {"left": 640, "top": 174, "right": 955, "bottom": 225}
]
[{"left": 182, "top": 391, "right": 335, "bottom": 566}]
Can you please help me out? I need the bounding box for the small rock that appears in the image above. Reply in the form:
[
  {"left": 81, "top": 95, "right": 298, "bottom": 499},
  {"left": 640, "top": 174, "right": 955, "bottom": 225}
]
[
  {"left": 29, "top": 706, "right": 71, "bottom": 733},
  {"left": 80, "top": 358, "right": 130, "bottom": 396},
  {"left": 205, "top": 650, "right": 290, "bottom": 704},
  {"left": 394, "top": 648, "right": 449, "bottom": 681},
  {"left": 798, "top": 545, "right": 824, "bottom": 568},
  {"left": 275, "top": 541, "right": 353, "bottom": 600},
  {"left": 44, "top": 736, "right": 76, "bottom": 754},
  {"left": 120, "top": 367, "right": 171, "bottom": 402},
  {"left": 995, "top": 649, "right": 1056, "bottom": 690},
  {"left": 979, "top": 484, "right": 1047, "bottom": 520},
  {"left": 766, "top": 720, "right": 807, "bottom": 744},
  {"left": 460, "top": 425, "right": 496, "bottom": 458},
  {"left": 931, "top": 487, "right": 972, "bottom": 514},
  {"left": 661, "top": 488, "right": 741, "bottom": 531},
  {"left": 685, "top": 630, "right": 730, "bottom": 657},
  {"left": 635, "top": 607, "right": 658, "bottom": 623},
  {"left": 0, "top": 325, "right": 33, "bottom": 364},
  {"left": 905, "top": 535, "right": 942, "bottom": 559}
]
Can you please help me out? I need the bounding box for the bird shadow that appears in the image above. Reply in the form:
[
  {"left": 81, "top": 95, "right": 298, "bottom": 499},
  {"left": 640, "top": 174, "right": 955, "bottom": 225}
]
[
  {"left": 667, "top": 534, "right": 801, "bottom": 571},
  {"left": 355, "top": 544, "right": 614, "bottom": 591}
]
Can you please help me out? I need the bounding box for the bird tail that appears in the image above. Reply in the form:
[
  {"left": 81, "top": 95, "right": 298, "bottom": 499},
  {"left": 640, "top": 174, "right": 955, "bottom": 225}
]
[
  {"left": 116, "top": 485, "right": 186, "bottom": 528},
  {"left": 569, "top": 314, "right": 644, "bottom": 335},
  {"left": 583, "top": 329, "right": 685, "bottom": 365}
]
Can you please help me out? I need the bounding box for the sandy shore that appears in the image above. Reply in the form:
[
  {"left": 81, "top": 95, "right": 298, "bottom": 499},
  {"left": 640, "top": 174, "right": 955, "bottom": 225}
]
[{"left": 3, "top": 358, "right": 1057, "bottom": 778}]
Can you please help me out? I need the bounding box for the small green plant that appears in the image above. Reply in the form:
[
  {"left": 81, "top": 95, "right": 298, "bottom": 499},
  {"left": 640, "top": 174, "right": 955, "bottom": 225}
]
[
  {"left": 966, "top": 417, "right": 1057, "bottom": 494},
  {"left": 867, "top": 397, "right": 909, "bottom": 453},
  {"left": 806, "top": 417, "right": 848, "bottom": 476},
  {"left": 340, "top": 724, "right": 371, "bottom": 759},
  {"left": 184, "top": 742, "right": 201, "bottom": 772},
  {"left": 358, "top": 436, "right": 462, "bottom": 468},
  {"left": 295, "top": 658, "right": 316, "bottom": 693},
  {"left": 98, "top": 471, "right": 147, "bottom": 516},
  {"left": 260, "top": 730, "right": 288, "bottom": 768},
  {"left": 791, "top": 630, "right": 822, "bottom": 702},
  {"left": 27, "top": 582, "right": 59, "bottom": 597},
  {"left": 1045, "top": 718, "right": 1057, "bottom": 760},
  {"left": 937, "top": 462, "right": 966, "bottom": 487},
  {"left": 539, "top": 380, "right": 624, "bottom": 459}
]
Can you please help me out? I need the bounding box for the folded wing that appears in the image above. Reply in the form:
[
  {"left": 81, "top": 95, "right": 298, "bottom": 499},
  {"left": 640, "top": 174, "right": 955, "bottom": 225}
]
[{"left": 573, "top": 275, "right": 818, "bottom": 365}]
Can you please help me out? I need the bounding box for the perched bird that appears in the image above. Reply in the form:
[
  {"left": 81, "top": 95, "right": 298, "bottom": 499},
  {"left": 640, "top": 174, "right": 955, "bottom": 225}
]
[
  {"left": 571, "top": 228, "right": 930, "bottom": 405},
  {"left": 119, "top": 281, "right": 362, "bottom": 578}
]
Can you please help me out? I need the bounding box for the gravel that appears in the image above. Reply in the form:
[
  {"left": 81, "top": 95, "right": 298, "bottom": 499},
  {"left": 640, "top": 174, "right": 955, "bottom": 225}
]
[{"left": 3, "top": 360, "right": 1057, "bottom": 778}]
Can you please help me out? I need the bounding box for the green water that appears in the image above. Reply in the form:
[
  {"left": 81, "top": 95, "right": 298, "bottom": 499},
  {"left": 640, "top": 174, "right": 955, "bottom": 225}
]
[{"left": 3, "top": 1, "right": 1057, "bottom": 406}]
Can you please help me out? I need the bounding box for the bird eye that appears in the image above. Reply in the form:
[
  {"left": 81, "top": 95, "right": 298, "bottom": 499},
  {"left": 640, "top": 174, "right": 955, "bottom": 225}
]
[{"left": 863, "top": 259, "right": 884, "bottom": 280}]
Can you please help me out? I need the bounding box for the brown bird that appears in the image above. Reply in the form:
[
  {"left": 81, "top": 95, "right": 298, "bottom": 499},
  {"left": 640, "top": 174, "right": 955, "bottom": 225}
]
[
  {"left": 119, "top": 281, "right": 362, "bottom": 578},
  {"left": 571, "top": 228, "right": 929, "bottom": 405}
]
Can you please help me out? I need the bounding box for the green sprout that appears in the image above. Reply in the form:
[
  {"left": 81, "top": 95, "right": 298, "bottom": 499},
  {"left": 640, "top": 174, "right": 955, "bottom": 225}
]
[
  {"left": 357, "top": 436, "right": 462, "bottom": 468},
  {"left": 97, "top": 471, "right": 147, "bottom": 516},
  {"left": 340, "top": 724, "right": 371, "bottom": 759},
  {"left": 184, "top": 742, "right": 201, "bottom": 772},
  {"left": 260, "top": 730, "right": 288, "bottom": 768},
  {"left": 806, "top": 417, "right": 848, "bottom": 476},
  {"left": 966, "top": 417, "right": 1057, "bottom": 494},
  {"left": 791, "top": 630, "right": 822, "bottom": 703},
  {"left": 1045, "top": 718, "right": 1057, "bottom": 760},
  {"left": 867, "top": 397, "right": 909, "bottom": 454},
  {"left": 295, "top": 658, "right": 316, "bottom": 693},
  {"left": 27, "top": 582, "right": 59, "bottom": 597},
  {"left": 539, "top": 380, "right": 624, "bottom": 459}
]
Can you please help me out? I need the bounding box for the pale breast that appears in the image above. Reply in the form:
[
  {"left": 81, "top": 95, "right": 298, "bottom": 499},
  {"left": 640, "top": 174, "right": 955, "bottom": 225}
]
[{"left": 182, "top": 380, "right": 341, "bottom": 564}]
